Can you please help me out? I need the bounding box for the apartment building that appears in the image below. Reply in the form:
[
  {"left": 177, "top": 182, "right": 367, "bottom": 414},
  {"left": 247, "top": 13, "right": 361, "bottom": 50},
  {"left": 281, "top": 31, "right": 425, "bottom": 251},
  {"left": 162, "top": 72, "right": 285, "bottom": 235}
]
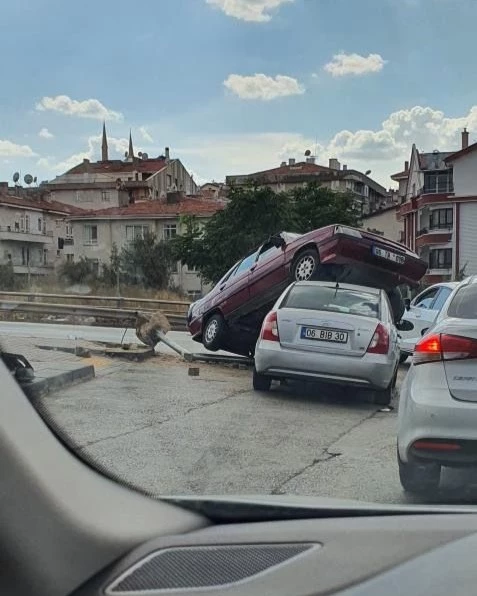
[
  {"left": 0, "top": 190, "right": 84, "bottom": 280},
  {"left": 67, "top": 194, "right": 224, "bottom": 299},
  {"left": 45, "top": 125, "right": 199, "bottom": 211},
  {"left": 395, "top": 129, "right": 477, "bottom": 285},
  {"left": 226, "top": 156, "right": 389, "bottom": 216}
]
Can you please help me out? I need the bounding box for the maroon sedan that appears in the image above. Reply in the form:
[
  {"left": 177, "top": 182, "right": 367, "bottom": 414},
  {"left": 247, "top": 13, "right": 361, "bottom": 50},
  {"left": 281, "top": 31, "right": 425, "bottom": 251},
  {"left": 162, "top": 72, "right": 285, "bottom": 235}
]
[{"left": 187, "top": 225, "right": 427, "bottom": 356}]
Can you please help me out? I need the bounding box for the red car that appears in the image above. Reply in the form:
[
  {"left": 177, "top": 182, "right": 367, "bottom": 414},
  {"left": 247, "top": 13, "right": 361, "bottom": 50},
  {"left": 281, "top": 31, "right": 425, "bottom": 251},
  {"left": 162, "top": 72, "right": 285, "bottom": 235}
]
[{"left": 187, "top": 225, "right": 427, "bottom": 356}]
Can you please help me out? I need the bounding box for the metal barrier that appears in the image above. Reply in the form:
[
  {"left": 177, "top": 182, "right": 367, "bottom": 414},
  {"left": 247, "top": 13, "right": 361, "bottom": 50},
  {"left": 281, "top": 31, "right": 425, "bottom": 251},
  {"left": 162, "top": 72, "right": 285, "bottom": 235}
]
[
  {"left": 0, "top": 300, "right": 188, "bottom": 331},
  {"left": 0, "top": 291, "right": 190, "bottom": 314}
]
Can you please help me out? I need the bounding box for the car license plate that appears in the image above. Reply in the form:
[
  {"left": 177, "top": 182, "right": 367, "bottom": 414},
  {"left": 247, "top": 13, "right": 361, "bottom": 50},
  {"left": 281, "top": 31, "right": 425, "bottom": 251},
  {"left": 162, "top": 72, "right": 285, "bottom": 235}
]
[
  {"left": 301, "top": 327, "right": 348, "bottom": 343},
  {"left": 372, "top": 245, "right": 405, "bottom": 264}
]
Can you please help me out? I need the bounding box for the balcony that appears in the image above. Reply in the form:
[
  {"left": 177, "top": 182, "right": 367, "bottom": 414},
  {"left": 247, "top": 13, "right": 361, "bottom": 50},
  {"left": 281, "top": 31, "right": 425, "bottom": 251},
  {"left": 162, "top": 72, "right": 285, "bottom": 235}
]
[
  {"left": 415, "top": 226, "right": 453, "bottom": 249},
  {"left": 0, "top": 226, "right": 54, "bottom": 244}
]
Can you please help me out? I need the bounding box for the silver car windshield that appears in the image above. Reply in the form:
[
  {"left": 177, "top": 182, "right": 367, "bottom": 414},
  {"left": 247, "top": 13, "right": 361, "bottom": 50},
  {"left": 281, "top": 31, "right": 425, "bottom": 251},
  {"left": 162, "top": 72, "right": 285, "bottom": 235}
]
[{"left": 282, "top": 285, "right": 380, "bottom": 319}]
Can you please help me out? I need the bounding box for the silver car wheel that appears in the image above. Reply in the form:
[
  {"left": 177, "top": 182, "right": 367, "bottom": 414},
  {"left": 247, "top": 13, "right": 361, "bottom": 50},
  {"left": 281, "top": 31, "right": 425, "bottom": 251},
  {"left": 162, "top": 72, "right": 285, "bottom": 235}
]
[
  {"left": 295, "top": 255, "right": 316, "bottom": 281},
  {"left": 205, "top": 319, "right": 218, "bottom": 342}
]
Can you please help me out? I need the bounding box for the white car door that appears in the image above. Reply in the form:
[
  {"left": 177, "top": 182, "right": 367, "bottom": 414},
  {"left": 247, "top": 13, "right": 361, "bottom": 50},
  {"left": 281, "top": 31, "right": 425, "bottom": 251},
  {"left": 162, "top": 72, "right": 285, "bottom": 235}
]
[{"left": 403, "top": 286, "right": 441, "bottom": 337}]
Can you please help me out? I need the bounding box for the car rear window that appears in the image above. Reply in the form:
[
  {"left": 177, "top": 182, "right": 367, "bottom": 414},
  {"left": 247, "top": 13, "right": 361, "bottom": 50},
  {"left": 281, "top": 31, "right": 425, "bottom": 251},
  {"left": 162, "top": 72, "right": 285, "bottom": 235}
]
[
  {"left": 282, "top": 285, "right": 380, "bottom": 318},
  {"left": 447, "top": 284, "right": 477, "bottom": 318}
]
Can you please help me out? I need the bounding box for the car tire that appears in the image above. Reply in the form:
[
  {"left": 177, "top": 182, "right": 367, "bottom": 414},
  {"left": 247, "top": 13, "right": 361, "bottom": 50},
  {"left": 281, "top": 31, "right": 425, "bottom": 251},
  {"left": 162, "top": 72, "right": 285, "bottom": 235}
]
[
  {"left": 387, "top": 287, "right": 405, "bottom": 324},
  {"left": 253, "top": 368, "right": 272, "bottom": 391},
  {"left": 372, "top": 369, "right": 397, "bottom": 406},
  {"left": 291, "top": 249, "right": 319, "bottom": 282},
  {"left": 398, "top": 452, "right": 441, "bottom": 495},
  {"left": 399, "top": 352, "right": 408, "bottom": 364},
  {"left": 203, "top": 313, "right": 226, "bottom": 352}
]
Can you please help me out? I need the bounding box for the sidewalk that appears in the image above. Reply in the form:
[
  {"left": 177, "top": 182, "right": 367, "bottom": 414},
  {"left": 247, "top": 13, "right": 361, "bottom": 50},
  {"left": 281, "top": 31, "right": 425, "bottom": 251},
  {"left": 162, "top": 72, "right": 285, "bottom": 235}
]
[{"left": 2, "top": 336, "right": 122, "bottom": 399}]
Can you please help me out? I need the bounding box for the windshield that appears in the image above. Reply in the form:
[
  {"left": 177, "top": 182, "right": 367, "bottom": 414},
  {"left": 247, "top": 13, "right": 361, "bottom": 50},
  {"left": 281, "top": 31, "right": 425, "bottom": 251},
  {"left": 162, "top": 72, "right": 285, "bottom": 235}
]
[
  {"left": 282, "top": 285, "right": 380, "bottom": 318},
  {"left": 2, "top": 0, "right": 477, "bottom": 510}
]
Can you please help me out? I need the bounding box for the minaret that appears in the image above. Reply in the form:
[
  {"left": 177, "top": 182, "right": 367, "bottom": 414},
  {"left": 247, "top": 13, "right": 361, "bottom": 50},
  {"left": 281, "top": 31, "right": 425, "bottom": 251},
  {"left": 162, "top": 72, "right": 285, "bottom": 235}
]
[
  {"left": 127, "top": 130, "right": 134, "bottom": 160},
  {"left": 101, "top": 122, "right": 109, "bottom": 161}
]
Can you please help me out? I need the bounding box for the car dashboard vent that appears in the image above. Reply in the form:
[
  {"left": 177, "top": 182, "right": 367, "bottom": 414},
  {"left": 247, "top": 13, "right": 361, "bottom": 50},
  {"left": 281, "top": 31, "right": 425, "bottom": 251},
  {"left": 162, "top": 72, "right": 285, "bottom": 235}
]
[{"left": 106, "top": 543, "right": 317, "bottom": 593}]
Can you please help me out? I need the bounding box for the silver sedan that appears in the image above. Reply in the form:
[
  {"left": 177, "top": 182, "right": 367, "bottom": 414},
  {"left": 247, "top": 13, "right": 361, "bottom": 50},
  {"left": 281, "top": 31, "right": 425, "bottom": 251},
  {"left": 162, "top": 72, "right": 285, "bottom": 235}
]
[
  {"left": 398, "top": 275, "right": 477, "bottom": 495},
  {"left": 253, "top": 281, "right": 405, "bottom": 406}
]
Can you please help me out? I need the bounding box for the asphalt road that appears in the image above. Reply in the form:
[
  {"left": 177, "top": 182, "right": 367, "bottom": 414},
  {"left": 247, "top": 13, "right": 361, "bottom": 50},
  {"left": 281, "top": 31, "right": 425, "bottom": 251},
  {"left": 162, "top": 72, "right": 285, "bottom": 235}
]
[{"left": 6, "top": 321, "right": 477, "bottom": 505}]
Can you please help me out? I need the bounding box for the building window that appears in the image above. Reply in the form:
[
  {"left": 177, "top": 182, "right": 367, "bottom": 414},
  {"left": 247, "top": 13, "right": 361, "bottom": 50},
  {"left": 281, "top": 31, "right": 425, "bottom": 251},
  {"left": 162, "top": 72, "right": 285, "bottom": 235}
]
[
  {"left": 56, "top": 219, "right": 62, "bottom": 228},
  {"left": 163, "top": 224, "right": 177, "bottom": 240},
  {"left": 429, "top": 248, "right": 452, "bottom": 270},
  {"left": 83, "top": 224, "right": 98, "bottom": 245},
  {"left": 424, "top": 170, "right": 454, "bottom": 194},
  {"left": 126, "top": 225, "right": 149, "bottom": 243},
  {"left": 66, "top": 254, "right": 74, "bottom": 263},
  {"left": 25, "top": 214, "right": 30, "bottom": 232},
  {"left": 430, "top": 208, "right": 453, "bottom": 229},
  {"left": 170, "top": 261, "right": 178, "bottom": 274},
  {"left": 101, "top": 191, "right": 111, "bottom": 202},
  {"left": 43, "top": 249, "right": 48, "bottom": 265},
  {"left": 66, "top": 222, "right": 73, "bottom": 237},
  {"left": 38, "top": 217, "right": 42, "bottom": 232},
  {"left": 167, "top": 174, "right": 172, "bottom": 187}
]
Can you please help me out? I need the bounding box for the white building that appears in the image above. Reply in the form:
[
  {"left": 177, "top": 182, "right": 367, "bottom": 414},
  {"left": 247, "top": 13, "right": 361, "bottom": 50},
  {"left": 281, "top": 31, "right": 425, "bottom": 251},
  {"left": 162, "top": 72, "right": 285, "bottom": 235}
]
[{"left": 396, "top": 129, "right": 477, "bottom": 284}]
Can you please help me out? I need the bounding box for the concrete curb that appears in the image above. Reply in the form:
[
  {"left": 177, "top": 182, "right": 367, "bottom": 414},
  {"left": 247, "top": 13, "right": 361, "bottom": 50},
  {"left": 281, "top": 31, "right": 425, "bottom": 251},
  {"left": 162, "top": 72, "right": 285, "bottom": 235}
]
[{"left": 22, "top": 364, "right": 95, "bottom": 400}]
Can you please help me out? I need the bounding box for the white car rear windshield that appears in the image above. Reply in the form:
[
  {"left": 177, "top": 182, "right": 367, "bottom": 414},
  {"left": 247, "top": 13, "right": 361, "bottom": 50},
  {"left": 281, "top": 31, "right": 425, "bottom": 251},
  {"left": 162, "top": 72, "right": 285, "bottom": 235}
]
[
  {"left": 282, "top": 285, "right": 380, "bottom": 319},
  {"left": 447, "top": 284, "right": 477, "bottom": 318}
]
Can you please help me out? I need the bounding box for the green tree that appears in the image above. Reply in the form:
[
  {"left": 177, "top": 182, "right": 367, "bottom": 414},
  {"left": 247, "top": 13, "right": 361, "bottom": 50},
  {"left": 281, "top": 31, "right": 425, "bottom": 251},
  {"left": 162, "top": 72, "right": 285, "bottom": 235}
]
[
  {"left": 59, "top": 257, "right": 98, "bottom": 285},
  {"left": 0, "top": 262, "right": 21, "bottom": 290},
  {"left": 120, "top": 231, "right": 173, "bottom": 289},
  {"left": 100, "top": 243, "right": 121, "bottom": 288},
  {"left": 171, "top": 185, "right": 293, "bottom": 284},
  {"left": 291, "top": 183, "right": 360, "bottom": 233}
]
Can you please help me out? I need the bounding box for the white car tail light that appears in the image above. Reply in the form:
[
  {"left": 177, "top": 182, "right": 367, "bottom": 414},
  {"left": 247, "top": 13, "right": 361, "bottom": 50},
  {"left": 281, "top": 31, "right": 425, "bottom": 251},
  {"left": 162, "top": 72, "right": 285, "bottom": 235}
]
[
  {"left": 260, "top": 311, "right": 280, "bottom": 342},
  {"left": 366, "top": 323, "right": 389, "bottom": 355},
  {"left": 413, "top": 333, "right": 477, "bottom": 365}
]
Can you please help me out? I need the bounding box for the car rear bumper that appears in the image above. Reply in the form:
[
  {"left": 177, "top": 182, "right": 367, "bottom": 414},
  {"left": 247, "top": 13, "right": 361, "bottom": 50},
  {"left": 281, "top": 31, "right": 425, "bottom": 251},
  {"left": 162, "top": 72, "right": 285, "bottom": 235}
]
[
  {"left": 398, "top": 365, "right": 477, "bottom": 465},
  {"left": 254, "top": 340, "right": 396, "bottom": 390}
]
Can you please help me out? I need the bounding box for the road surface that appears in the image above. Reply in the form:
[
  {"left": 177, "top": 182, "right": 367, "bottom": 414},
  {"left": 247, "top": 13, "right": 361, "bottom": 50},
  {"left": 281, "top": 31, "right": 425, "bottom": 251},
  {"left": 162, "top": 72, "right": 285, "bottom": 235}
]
[{"left": 5, "top": 321, "right": 477, "bottom": 505}]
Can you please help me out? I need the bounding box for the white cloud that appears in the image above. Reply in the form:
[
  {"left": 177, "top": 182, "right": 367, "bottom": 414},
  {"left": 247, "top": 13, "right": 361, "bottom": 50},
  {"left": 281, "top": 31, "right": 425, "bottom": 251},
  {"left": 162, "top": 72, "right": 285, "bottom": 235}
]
[
  {"left": 0, "top": 140, "right": 36, "bottom": 157},
  {"left": 224, "top": 73, "right": 304, "bottom": 100},
  {"left": 38, "top": 127, "right": 54, "bottom": 139},
  {"left": 324, "top": 52, "right": 387, "bottom": 77},
  {"left": 206, "top": 0, "right": 294, "bottom": 22},
  {"left": 36, "top": 95, "right": 123, "bottom": 121},
  {"left": 139, "top": 126, "right": 153, "bottom": 143}
]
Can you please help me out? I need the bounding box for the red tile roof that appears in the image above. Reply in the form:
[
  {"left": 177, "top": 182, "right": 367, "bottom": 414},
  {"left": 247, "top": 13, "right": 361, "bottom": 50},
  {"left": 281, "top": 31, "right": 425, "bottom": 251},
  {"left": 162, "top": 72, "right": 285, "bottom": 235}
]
[
  {"left": 70, "top": 197, "right": 225, "bottom": 219},
  {"left": 0, "top": 193, "right": 87, "bottom": 215},
  {"left": 64, "top": 157, "right": 168, "bottom": 176},
  {"left": 445, "top": 142, "right": 477, "bottom": 164}
]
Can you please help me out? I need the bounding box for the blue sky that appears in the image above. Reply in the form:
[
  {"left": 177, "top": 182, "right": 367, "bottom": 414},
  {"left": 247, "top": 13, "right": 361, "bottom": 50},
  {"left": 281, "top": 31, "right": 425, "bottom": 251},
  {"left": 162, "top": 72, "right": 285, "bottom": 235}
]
[{"left": 1, "top": 0, "right": 477, "bottom": 187}]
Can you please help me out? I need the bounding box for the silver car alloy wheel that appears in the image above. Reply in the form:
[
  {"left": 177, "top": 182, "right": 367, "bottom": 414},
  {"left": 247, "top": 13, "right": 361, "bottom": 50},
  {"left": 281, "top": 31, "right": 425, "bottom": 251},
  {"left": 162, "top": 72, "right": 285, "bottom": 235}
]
[
  {"left": 205, "top": 318, "right": 218, "bottom": 342},
  {"left": 295, "top": 255, "right": 316, "bottom": 281}
]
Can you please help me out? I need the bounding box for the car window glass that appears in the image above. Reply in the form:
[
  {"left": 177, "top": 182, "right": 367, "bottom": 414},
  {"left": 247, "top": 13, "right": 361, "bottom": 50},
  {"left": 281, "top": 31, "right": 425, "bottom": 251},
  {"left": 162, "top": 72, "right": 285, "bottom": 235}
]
[
  {"left": 257, "top": 245, "right": 279, "bottom": 263},
  {"left": 431, "top": 287, "right": 452, "bottom": 312},
  {"left": 447, "top": 284, "right": 477, "bottom": 318},
  {"left": 234, "top": 251, "right": 259, "bottom": 276},
  {"left": 414, "top": 288, "right": 439, "bottom": 309},
  {"left": 282, "top": 285, "right": 380, "bottom": 319}
]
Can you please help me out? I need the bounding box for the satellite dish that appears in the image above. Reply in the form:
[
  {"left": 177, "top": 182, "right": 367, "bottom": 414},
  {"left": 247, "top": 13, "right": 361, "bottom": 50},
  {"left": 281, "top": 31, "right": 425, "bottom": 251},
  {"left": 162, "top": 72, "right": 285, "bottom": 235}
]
[
  {"left": 13, "top": 172, "right": 20, "bottom": 183},
  {"left": 142, "top": 152, "right": 148, "bottom": 160},
  {"left": 124, "top": 151, "right": 128, "bottom": 158},
  {"left": 138, "top": 151, "right": 143, "bottom": 157},
  {"left": 365, "top": 170, "right": 372, "bottom": 176},
  {"left": 24, "top": 174, "right": 33, "bottom": 185},
  {"left": 304, "top": 149, "right": 311, "bottom": 156}
]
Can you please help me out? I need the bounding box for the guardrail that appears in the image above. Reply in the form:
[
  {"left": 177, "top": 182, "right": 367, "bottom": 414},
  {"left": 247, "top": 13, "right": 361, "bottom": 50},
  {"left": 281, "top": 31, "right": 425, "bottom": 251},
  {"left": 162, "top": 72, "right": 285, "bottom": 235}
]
[
  {"left": 0, "top": 299, "right": 188, "bottom": 331},
  {"left": 0, "top": 291, "right": 191, "bottom": 314}
]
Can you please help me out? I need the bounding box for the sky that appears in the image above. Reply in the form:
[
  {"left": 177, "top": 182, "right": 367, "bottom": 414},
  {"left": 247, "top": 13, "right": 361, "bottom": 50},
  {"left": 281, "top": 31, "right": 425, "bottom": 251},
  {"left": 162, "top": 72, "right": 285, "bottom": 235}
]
[{"left": 1, "top": 0, "right": 477, "bottom": 187}]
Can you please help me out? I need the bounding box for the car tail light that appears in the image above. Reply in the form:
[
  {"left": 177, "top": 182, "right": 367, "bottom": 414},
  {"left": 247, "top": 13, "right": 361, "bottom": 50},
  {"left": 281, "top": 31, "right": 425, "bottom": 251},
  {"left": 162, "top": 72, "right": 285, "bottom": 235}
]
[
  {"left": 413, "top": 333, "right": 477, "bottom": 365},
  {"left": 366, "top": 323, "right": 389, "bottom": 355},
  {"left": 260, "top": 311, "right": 280, "bottom": 342}
]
